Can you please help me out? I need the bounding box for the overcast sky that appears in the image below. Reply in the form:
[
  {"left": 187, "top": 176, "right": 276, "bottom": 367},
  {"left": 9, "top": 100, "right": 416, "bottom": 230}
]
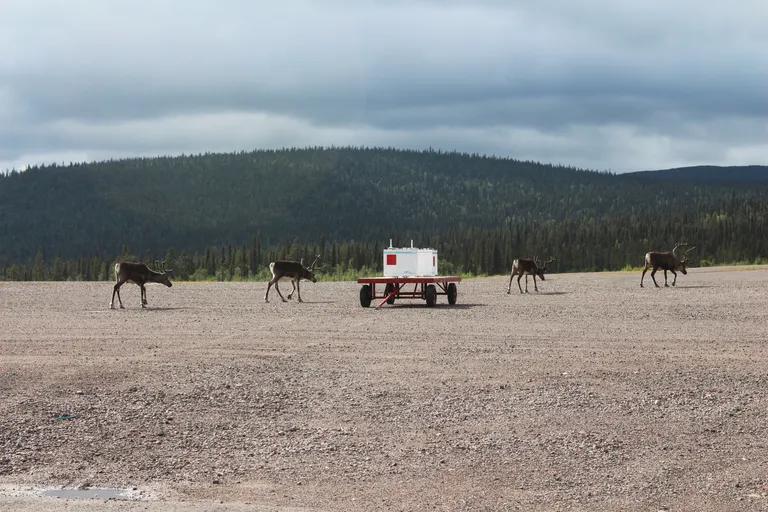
[{"left": 1, "top": 1, "right": 766, "bottom": 172}]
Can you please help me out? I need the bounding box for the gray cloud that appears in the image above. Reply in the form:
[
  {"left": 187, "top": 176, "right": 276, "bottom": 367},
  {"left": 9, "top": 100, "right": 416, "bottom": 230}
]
[{"left": 1, "top": 0, "right": 767, "bottom": 172}]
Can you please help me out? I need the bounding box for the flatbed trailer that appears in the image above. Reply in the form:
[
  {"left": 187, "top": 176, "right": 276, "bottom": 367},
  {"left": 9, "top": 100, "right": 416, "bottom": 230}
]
[{"left": 357, "top": 276, "right": 462, "bottom": 308}]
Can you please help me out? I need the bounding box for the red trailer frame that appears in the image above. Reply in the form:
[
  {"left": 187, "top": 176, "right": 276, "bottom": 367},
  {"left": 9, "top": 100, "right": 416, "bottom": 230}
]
[{"left": 357, "top": 276, "right": 462, "bottom": 308}]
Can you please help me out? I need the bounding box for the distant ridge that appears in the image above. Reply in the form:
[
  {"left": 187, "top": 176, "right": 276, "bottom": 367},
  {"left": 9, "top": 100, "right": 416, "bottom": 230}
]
[
  {"left": 1, "top": 147, "right": 767, "bottom": 274},
  {"left": 623, "top": 165, "right": 768, "bottom": 185}
]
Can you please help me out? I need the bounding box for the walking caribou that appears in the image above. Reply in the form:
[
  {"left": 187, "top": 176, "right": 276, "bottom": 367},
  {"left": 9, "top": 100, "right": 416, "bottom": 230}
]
[
  {"left": 264, "top": 256, "right": 320, "bottom": 303},
  {"left": 640, "top": 243, "right": 695, "bottom": 288},
  {"left": 110, "top": 261, "right": 173, "bottom": 309},
  {"left": 507, "top": 256, "right": 555, "bottom": 294}
]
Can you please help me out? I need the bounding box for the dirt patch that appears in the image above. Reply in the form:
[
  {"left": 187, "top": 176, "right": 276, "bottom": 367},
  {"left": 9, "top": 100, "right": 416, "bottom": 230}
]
[{"left": 2, "top": 269, "right": 768, "bottom": 510}]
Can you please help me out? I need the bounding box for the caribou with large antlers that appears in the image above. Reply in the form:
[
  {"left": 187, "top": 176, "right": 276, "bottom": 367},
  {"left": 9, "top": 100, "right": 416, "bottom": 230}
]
[
  {"left": 507, "top": 256, "right": 555, "bottom": 294},
  {"left": 264, "top": 255, "right": 320, "bottom": 303},
  {"left": 110, "top": 260, "right": 173, "bottom": 309},
  {"left": 640, "top": 243, "right": 695, "bottom": 288}
]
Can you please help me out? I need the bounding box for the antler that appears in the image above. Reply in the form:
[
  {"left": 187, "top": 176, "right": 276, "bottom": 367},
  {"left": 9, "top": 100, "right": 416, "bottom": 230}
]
[
  {"left": 673, "top": 242, "right": 694, "bottom": 261},
  {"left": 309, "top": 255, "right": 321, "bottom": 270},
  {"left": 153, "top": 259, "right": 173, "bottom": 274}
]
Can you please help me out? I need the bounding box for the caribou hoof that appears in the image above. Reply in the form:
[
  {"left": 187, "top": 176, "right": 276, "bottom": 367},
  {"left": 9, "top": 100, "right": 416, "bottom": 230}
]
[
  {"left": 120, "top": 305, "right": 125, "bottom": 309},
  {"left": 264, "top": 299, "right": 269, "bottom": 303},
  {"left": 298, "top": 299, "right": 303, "bottom": 303},
  {"left": 664, "top": 284, "right": 669, "bottom": 287},
  {"left": 281, "top": 299, "right": 288, "bottom": 303}
]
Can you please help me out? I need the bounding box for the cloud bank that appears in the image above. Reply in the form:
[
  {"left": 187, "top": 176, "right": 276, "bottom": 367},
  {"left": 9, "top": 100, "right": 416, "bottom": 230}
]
[{"left": 1, "top": 0, "right": 767, "bottom": 171}]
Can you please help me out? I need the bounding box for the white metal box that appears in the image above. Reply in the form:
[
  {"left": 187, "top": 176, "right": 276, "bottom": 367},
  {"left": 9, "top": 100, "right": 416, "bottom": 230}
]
[{"left": 383, "top": 242, "right": 438, "bottom": 277}]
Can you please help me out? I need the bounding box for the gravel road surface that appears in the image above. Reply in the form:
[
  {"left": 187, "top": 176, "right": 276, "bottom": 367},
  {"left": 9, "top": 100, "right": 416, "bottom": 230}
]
[{"left": 2, "top": 268, "right": 768, "bottom": 511}]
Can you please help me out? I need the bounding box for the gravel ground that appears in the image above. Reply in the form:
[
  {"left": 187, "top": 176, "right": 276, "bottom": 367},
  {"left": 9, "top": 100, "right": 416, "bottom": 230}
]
[{"left": 2, "top": 267, "right": 768, "bottom": 511}]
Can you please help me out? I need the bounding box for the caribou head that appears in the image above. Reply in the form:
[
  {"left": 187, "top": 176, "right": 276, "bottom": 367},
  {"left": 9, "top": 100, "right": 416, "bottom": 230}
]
[
  {"left": 533, "top": 256, "right": 556, "bottom": 280},
  {"left": 671, "top": 243, "right": 695, "bottom": 275},
  {"left": 153, "top": 259, "right": 174, "bottom": 287}
]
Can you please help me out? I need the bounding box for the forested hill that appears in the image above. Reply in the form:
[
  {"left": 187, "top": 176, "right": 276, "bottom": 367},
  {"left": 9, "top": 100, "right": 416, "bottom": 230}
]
[
  {"left": 622, "top": 165, "right": 768, "bottom": 185},
  {"left": 1, "top": 147, "right": 767, "bottom": 279}
]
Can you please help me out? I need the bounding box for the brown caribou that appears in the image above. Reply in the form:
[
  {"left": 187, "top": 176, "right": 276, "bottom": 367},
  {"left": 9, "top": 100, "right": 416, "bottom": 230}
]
[
  {"left": 264, "top": 256, "right": 320, "bottom": 303},
  {"left": 507, "top": 256, "right": 554, "bottom": 294},
  {"left": 640, "top": 243, "right": 695, "bottom": 288},
  {"left": 110, "top": 261, "right": 173, "bottom": 309}
]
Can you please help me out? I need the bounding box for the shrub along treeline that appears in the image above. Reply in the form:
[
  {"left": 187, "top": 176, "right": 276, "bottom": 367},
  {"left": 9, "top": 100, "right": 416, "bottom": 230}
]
[{"left": 1, "top": 147, "right": 767, "bottom": 281}]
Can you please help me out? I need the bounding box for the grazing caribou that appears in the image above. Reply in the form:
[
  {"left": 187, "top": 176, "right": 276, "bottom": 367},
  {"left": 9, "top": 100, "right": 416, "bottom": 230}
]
[
  {"left": 640, "top": 243, "right": 695, "bottom": 288},
  {"left": 507, "top": 256, "right": 554, "bottom": 294},
  {"left": 110, "top": 261, "right": 173, "bottom": 309},
  {"left": 264, "top": 256, "right": 319, "bottom": 303}
]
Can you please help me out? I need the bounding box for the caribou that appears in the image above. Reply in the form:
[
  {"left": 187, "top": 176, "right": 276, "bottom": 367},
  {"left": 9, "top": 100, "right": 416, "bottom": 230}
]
[
  {"left": 507, "top": 256, "right": 555, "bottom": 294},
  {"left": 264, "top": 255, "right": 320, "bottom": 303},
  {"left": 640, "top": 243, "right": 695, "bottom": 288},
  {"left": 110, "top": 261, "right": 173, "bottom": 309}
]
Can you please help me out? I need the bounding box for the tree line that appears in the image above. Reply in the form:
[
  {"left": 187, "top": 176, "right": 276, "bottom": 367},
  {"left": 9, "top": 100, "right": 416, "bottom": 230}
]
[{"left": 3, "top": 215, "right": 767, "bottom": 281}]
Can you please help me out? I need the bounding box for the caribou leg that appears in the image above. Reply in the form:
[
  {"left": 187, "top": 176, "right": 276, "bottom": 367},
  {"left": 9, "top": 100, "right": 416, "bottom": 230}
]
[
  {"left": 650, "top": 268, "right": 660, "bottom": 288},
  {"left": 507, "top": 271, "right": 516, "bottom": 294},
  {"left": 286, "top": 280, "right": 297, "bottom": 300},
  {"left": 670, "top": 269, "right": 677, "bottom": 286},
  {"left": 533, "top": 274, "right": 539, "bottom": 292},
  {"left": 274, "top": 281, "right": 288, "bottom": 302},
  {"left": 640, "top": 265, "right": 648, "bottom": 287},
  {"left": 296, "top": 279, "right": 303, "bottom": 303},
  {"left": 111, "top": 280, "right": 126, "bottom": 309},
  {"left": 140, "top": 284, "right": 148, "bottom": 307},
  {"left": 264, "top": 278, "right": 276, "bottom": 303},
  {"left": 524, "top": 274, "right": 529, "bottom": 293},
  {"left": 663, "top": 270, "right": 669, "bottom": 287},
  {"left": 516, "top": 274, "right": 524, "bottom": 293}
]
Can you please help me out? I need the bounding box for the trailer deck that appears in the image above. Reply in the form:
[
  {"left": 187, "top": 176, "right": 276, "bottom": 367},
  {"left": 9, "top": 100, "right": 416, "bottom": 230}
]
[{"left": 357, "top": 276, "right": 462, "bottom": 308}]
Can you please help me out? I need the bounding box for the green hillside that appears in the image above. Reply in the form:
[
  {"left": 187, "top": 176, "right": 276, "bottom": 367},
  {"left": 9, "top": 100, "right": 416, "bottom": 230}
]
[{"left": 1, "top": 147, "right": 767, "bottom": 279}]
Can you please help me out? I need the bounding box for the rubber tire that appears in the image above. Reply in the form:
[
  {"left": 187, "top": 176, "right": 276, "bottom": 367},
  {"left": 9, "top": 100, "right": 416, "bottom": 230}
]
[
  {"left": 447, "top": 283, "right": 458, "bottom": 305},
  {"left": 384, "top": 283, "right": 396, "bottom": 305},
  {"left": 425, "top": 285, "right": 437, "bottom": 307},
  {"left": 359, "top": 285, "right": 372, "bottom": 308}
]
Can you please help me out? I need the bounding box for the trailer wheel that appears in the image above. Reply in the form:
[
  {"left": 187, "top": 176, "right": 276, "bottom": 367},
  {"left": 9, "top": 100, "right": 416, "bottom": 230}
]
[
  {"left": 425, "top": 285, "right": 437, "bottom": 307},
  {"left": 384, "top": 283, "right": 396, "bottom": 305},
  {"left": 447, "top": 283, "right": 458, "bottom": 305},
  {"left": 359, "top": 285, "right": 372, "bottom": 308}
]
